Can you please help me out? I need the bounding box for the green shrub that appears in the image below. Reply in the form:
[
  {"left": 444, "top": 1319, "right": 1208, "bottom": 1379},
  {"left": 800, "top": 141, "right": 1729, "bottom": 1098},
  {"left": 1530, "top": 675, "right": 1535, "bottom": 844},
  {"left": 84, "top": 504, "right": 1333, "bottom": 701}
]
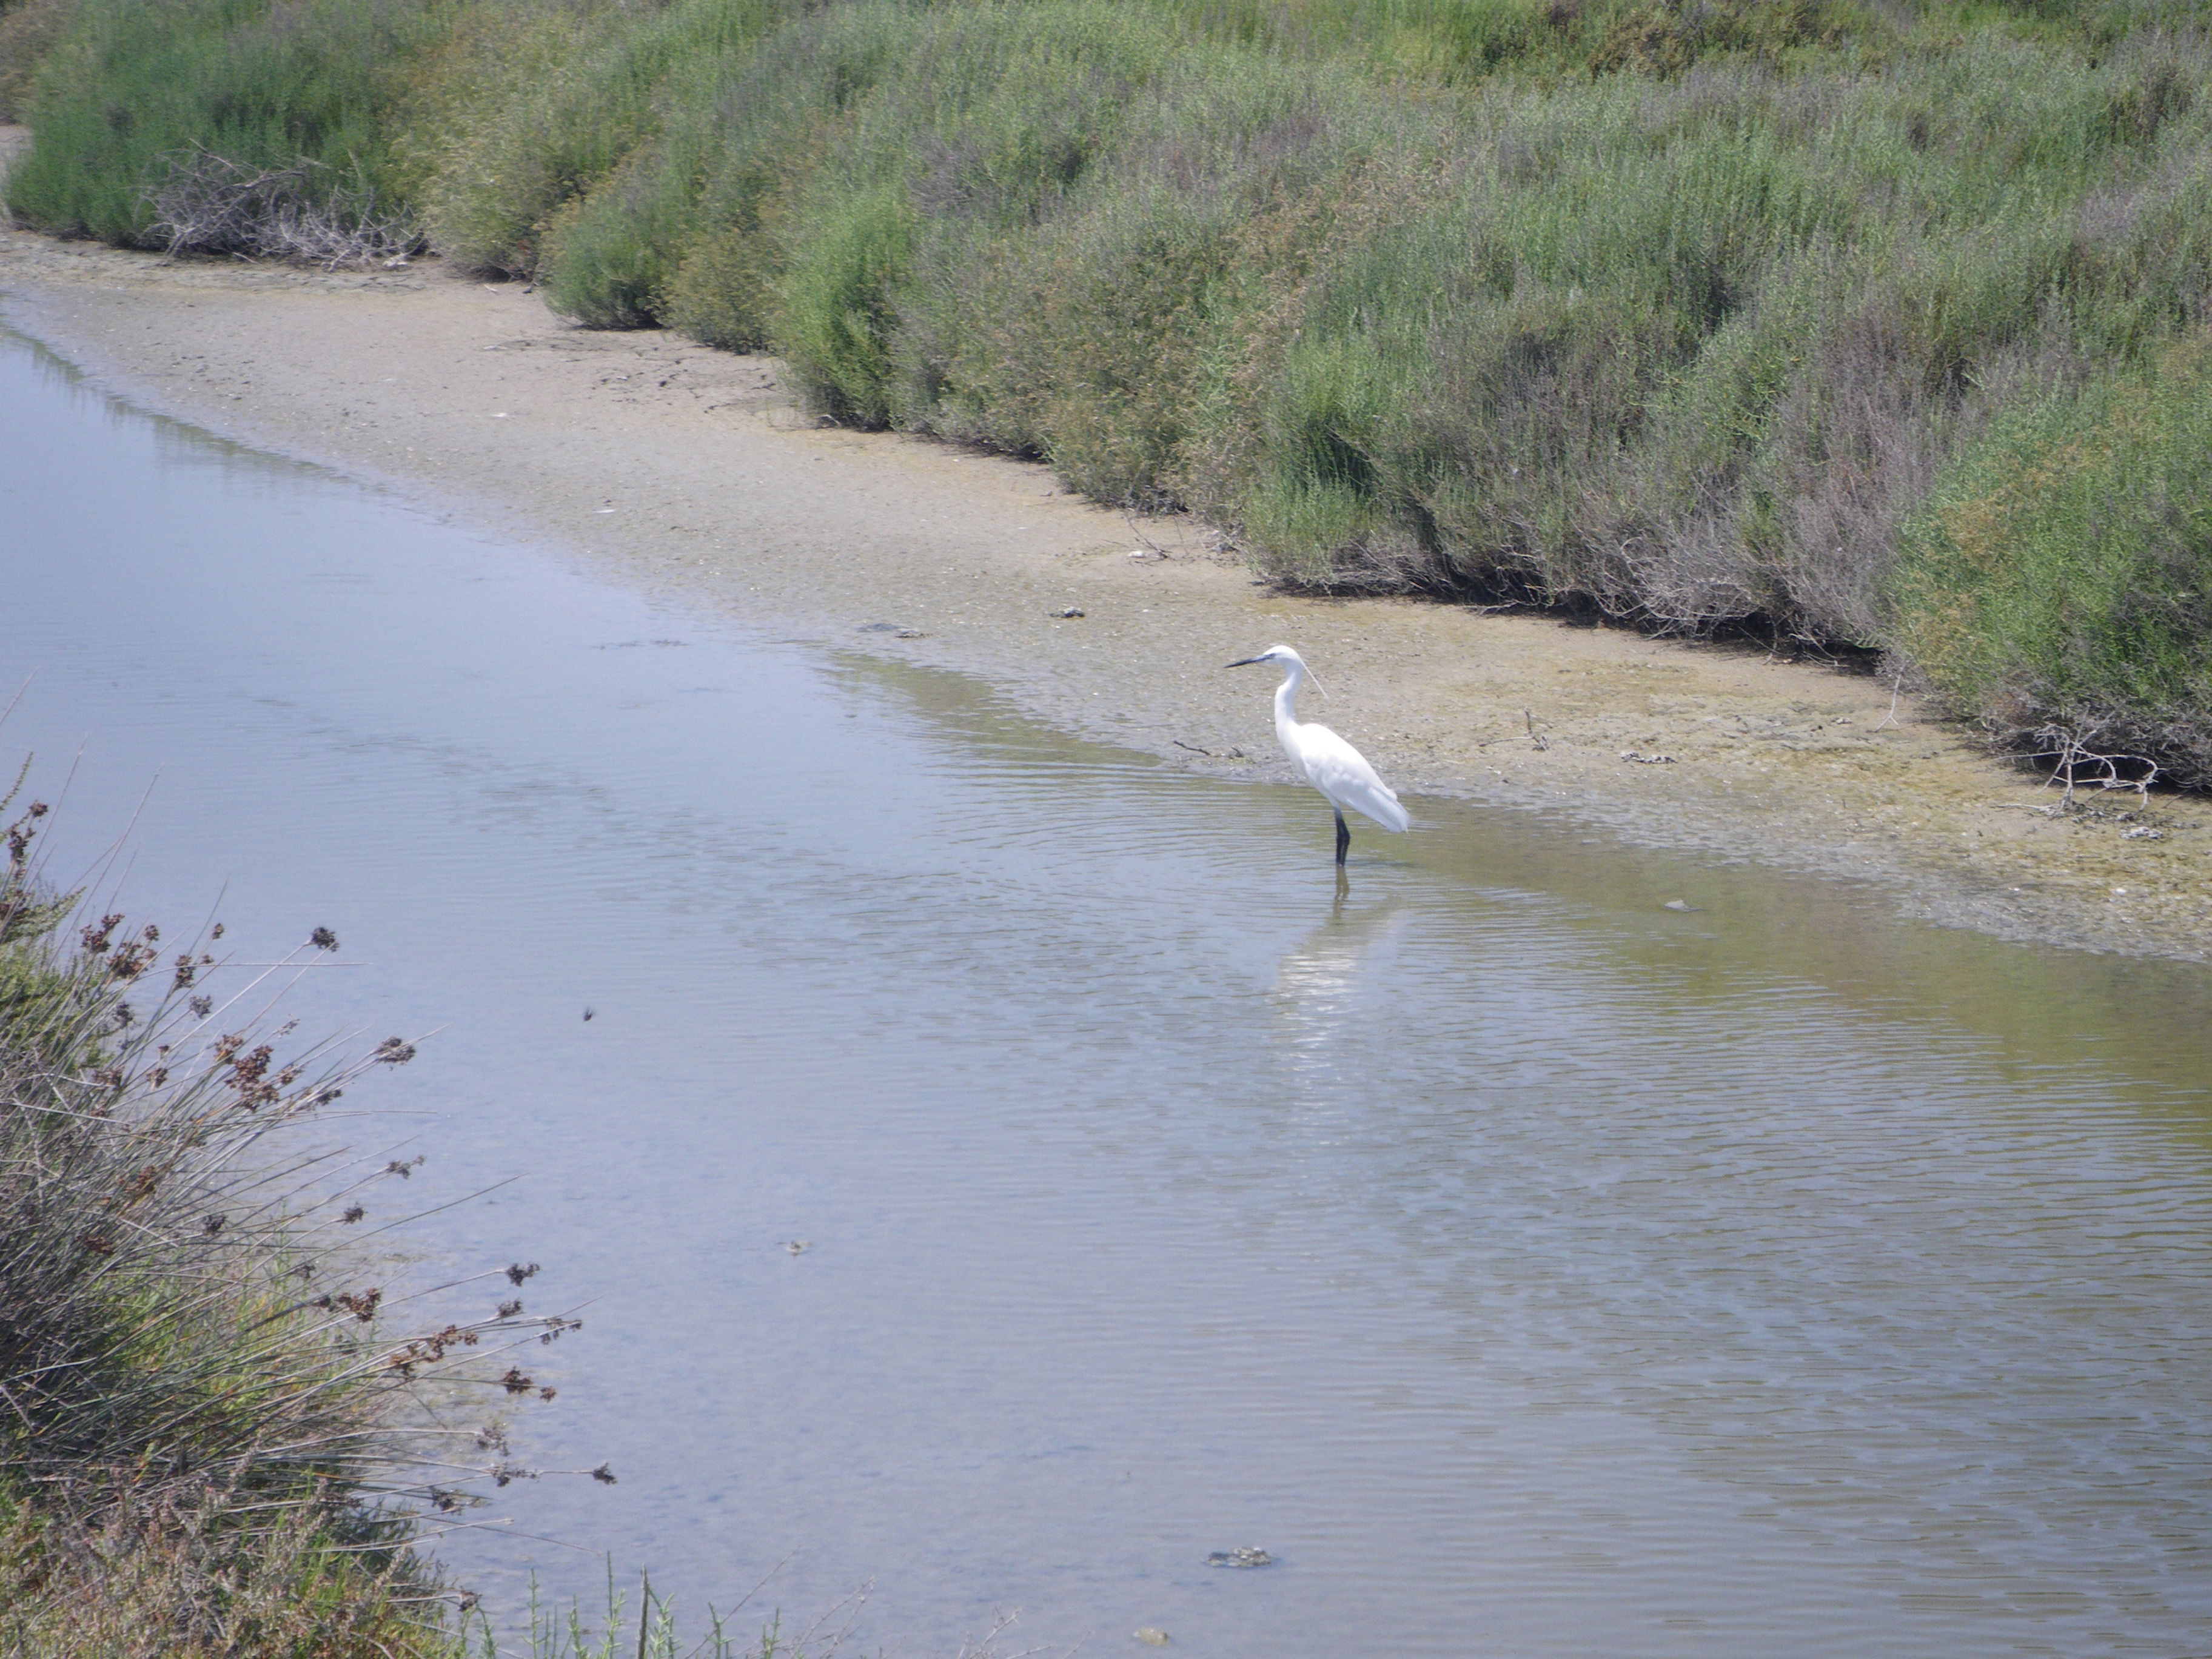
[
  {"left": 884, "top": 42, "right": 1362, "bottom": 497},
  {"left": 10, "top": 0, "right": 2212, "bottom": 769},
  {"left": 777, "top": 182, "right": 914, "bottom": 424},
  {"left": 654, "top": 8, "right": 903, "bottom": 348},
  {"left": 540, "top": 149, "right": 688, "bottom": 327},
  {"left": 3, "top": 0, "right": 438, "bottom": 245},
  {"left": 418, "top": 0, "right": 788, "bottom": 278},
  {"left": 1204, "top": 32, "right": 2212, "bottom": 640},
  {"left": 1889, "top": 334, "right": 2212, "bottom": 785},
  {"left": 694, "top": 5, "right": 2209, "bottom": 694},
  {"left": 1026, "top": 198, "right": 1235, "bottom": 506},
  {"left": 0, "top": 0, "right": 78, "bottom": 122}
]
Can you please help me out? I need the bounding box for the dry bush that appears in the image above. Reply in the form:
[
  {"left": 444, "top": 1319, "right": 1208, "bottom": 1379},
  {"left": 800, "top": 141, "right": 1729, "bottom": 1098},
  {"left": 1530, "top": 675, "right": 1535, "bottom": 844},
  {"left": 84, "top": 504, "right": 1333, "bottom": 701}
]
[{"left": 140, "top": 145, "right": 423, "bottom": 266}]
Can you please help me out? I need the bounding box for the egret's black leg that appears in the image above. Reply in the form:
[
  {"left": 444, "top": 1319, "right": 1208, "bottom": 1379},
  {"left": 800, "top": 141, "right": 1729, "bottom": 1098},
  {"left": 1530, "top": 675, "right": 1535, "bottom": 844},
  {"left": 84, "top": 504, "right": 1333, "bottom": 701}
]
[{"left": 1334, "top": 808, "right": 1350, "bottom": 866}]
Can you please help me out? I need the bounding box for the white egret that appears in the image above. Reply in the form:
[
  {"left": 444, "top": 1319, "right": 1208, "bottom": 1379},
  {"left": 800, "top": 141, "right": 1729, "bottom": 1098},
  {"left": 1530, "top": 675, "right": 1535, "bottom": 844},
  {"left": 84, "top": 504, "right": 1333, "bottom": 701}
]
[{"left": 1227, "top": 644, "right": 1409, "bottom": 865}]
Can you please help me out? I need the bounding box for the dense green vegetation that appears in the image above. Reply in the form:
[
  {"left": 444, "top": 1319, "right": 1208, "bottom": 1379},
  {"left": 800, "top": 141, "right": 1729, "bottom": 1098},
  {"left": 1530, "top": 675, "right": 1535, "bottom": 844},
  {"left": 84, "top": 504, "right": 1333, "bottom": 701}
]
[
  {"left": 0, "top": 0, "right": 435, "bottom": 238},
  {"left": 1891, "top": 332, "right": 2212, "bottom": 785},
  {"left": 6, "top": 0, "right": 2212, "bottom": 779}
]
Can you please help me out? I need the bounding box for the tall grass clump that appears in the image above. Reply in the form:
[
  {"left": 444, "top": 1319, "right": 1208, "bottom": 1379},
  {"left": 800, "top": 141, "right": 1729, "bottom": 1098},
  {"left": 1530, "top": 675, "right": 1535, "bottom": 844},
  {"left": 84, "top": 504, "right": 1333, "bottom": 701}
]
[
  {"left": 478, "top": 2, "right": 2212, "bottom": 652},
  {"left": 1889, "top": 331, "right": 2212, "bottom": 786},
  {"left": 0, "top": 0, "right": 79, "bottom": 121},
  {"left": 0, "top": 778, "right": 581, "bottom": 1657},
  {"left": 2, "top": 0, "right": 441, "bottom": 250},
  {"left": 405, "top": 0, "right": 794, "bottom": 283}
]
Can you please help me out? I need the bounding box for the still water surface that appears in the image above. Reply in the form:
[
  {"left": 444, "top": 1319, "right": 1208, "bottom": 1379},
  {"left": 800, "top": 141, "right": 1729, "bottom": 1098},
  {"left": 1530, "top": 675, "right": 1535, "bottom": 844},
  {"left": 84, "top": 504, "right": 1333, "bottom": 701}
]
[{"left": 4, "top": 323, "right": 2211, "bottom": 1658}]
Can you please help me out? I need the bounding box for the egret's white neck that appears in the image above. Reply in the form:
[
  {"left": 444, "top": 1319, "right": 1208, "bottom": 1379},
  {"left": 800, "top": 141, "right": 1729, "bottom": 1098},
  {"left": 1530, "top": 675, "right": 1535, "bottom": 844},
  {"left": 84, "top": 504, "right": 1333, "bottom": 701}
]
[{"left": 1273, "top": 659, "right": 1305, "bottom": 736}]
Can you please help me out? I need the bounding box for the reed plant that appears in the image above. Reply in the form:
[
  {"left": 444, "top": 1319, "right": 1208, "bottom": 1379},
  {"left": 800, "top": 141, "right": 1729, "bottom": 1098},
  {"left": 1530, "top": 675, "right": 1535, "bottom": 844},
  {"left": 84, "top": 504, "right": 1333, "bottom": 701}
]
[
  {"left": 0, "top": 772, "right": 847, "bottom": 1658},
  {"left": 0, "top": 776, "right": 583, "bottom": 1658},
  {"left": 463, "top": 1566, "right": 896, "bottom": 1659}
]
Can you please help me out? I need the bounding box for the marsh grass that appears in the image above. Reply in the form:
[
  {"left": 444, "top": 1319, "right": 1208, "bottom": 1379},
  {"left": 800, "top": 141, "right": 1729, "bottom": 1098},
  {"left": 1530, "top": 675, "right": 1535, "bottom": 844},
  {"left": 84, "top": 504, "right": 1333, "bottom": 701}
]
[
  {"left": 1, "top": 0, "right": 438, "bottom": 248},
  {"left": 456, "top": 1564, "right": 898, "bottom": 1659},
  {"left": 451, "top": 4, "right": 2212, "bottom": 639},
  {"left": 10, "top": 0, "right": 2212, "bottom": 774},
  {"left": 1889, "top": 329, "right": 2212, "bottom": 786},
  {"left": 0, "top": 777, "right": 586, "bottom": 1657},
  {"left": 475, "top": 0, "right": 2212, "bottom": 776}
]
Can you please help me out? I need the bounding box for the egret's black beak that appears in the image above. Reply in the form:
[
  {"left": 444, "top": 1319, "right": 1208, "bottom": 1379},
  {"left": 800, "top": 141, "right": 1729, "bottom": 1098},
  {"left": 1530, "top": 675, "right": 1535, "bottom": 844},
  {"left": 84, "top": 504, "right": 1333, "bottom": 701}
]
[{"left": 1226, "top": 656, "right": 1265, "bottom": 668}]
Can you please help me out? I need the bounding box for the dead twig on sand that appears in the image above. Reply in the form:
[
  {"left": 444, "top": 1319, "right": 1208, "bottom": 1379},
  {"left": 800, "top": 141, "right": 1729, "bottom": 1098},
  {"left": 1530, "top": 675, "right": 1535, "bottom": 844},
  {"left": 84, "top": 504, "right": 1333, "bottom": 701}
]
[
  {"left": 1872, "top": 671, "right": 1905, "bottom": 732},
  {"left": 1122, "top": 509, "right": 1195, "bottom": 562},
  {"left": 2028, "top": 725, "right": 2160, "bottom": 813}
]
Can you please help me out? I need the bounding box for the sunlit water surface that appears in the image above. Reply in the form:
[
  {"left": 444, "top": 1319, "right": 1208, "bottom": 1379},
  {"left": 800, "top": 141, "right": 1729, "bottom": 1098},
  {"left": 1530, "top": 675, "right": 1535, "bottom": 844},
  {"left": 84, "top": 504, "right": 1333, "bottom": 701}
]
[{"left": 4, "top": 323, "right": 2211, "bottom": 1659}]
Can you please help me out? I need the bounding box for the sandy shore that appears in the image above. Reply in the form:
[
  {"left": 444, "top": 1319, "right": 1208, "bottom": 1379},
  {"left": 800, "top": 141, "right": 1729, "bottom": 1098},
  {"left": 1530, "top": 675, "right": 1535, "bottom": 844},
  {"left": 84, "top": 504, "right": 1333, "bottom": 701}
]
[{"left": 4, "top": 144, "right": 2210, "bottom": 961}]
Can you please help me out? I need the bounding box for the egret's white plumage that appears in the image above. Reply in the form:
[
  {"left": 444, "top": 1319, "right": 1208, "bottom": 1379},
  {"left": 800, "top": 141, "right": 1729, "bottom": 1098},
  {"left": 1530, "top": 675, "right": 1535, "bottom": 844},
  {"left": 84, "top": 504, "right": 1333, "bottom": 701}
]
[{"left": 1228, "top": 644, "right": 1409, "bottom": 863}]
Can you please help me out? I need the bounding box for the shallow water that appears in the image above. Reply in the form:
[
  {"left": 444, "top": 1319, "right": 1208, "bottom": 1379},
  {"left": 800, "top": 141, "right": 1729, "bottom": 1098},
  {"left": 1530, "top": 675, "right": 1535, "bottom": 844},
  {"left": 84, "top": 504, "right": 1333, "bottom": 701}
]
[{"left": 4, "top": 319, "right": 2211, "bottom": 1658}]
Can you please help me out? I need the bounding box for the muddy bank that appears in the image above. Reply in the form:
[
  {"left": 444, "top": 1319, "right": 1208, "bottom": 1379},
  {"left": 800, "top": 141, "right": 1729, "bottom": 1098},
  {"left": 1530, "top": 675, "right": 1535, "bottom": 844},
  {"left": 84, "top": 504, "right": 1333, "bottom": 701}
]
[{"left": 2, "top": 184, "right": 2208, "bottom": 962}]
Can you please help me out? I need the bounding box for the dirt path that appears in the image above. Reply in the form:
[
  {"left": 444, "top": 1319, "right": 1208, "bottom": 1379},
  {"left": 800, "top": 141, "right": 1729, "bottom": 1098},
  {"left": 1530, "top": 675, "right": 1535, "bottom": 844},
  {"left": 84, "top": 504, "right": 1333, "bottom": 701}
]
[{"left": 4, "top": 147, "right": 2208, "bottom": 961}]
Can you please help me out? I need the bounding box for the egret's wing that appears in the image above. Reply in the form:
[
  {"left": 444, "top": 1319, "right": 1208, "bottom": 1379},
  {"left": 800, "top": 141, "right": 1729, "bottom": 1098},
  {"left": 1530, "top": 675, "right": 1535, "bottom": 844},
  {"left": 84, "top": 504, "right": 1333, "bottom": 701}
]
[{"left": 1295, "top": 723, "right": 1411, "bottom": 832}]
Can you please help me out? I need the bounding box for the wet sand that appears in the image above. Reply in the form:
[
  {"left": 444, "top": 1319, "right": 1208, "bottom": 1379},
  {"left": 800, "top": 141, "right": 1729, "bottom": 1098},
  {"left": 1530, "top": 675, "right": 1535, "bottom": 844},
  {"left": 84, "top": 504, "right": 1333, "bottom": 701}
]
[{"left": 4, "top": 130, "right": 2208, "bottom": 962}]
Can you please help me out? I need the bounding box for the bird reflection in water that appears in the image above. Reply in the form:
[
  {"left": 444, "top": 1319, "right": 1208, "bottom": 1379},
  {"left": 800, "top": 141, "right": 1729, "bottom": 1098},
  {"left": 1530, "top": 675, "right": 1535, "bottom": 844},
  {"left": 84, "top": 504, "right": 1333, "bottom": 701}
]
[{"left": 1273, "top": 884, "right": 1413, "bottom": 1079}]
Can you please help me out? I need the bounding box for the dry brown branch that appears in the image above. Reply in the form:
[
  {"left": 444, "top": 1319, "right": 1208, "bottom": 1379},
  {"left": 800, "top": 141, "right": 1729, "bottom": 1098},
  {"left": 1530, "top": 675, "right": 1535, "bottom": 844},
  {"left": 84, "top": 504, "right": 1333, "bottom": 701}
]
[
  {"left": 141, "top": 144, "right": 424, "bottom": 269},
  {"left": 1872, "top": 672, "right": 1905, "bottom": 732},
  {"left": 1121, "top": 509, "right": 1179, "bottom": 561},
  {"left": 2028, "top": 725, "right": 2161, "bottom": 811}
]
